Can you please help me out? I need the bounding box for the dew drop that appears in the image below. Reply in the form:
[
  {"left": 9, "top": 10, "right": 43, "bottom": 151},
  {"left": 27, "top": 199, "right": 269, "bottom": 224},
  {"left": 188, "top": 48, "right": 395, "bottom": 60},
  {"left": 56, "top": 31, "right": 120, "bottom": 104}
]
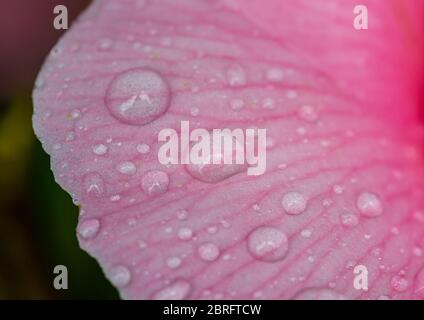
[
  {"left": 109, "top": 265, "right": 131, "bottom": 287},
  {"left": 230, "top": 98, "right": 244, "bottom": 111},
  {"left": 141, "top": 170, "right": 169, "bottom": 196},
  {"left": 136, "top": 143, "right": 151, "bottom": 154},
  {"left": 281, "top": 191, "right": 307, "bottom": 215},
  {"left": 177, "top": 227, "right": 193, "bottom": 240},
  {"left": 356, "top": 192, "right": 383, "bottom": 218},
  {"left": 266, "top": 68, "right": 284, "bottom": 82},
  {"left": 227, "top": 65, "right": 247, "bottom": 87},
  {"left": 98, "top": 38, "right": 113, "bottom": 50},
  {"left": 340, "top": 212, "right": 359, "bottom": 228},
  {"left": 166, "top": 257, "right": 182, "bottom": 269},
  {"left": 105, "top": 68, "right": 171, "bottom": 125},
  {"left": 293, "top": 288, "right": 347, "bottom": 300},
  {"left": 77, "top": 219, "right": 100, "bottom": 239},
  {"left": 153, "top": 279, "right": 191, "bottom": 300},
  {"left": 198, "top": 243, "right": 220, "bottom": 262},
  {"left": 83, "top": 172, "right": 105, "bottom": 197},
  {"left": 391, "top": 275, "right": 409, "bottom": 292},
  {"left": 298, "top": 105, "right": 318, "bottom": 122},
  {"left": 117, "top": 161, "right": 137, "bottom": 175},
  {"left": 247, "top": 226, "right": 289, "bottom": 262},
  {"left": 69, "top": 109, "right": 82, "bottom": 120},
  {"left": 93, "top": 144, "right": 108, "bottom": 155},
  {"left": 185, "top": 132, "right": 246, "bottom": 183}
]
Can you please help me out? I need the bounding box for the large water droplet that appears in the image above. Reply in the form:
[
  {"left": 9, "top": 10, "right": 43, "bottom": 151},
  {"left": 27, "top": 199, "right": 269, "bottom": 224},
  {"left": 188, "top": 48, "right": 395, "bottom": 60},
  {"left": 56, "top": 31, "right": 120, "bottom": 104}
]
[
  {"left": 281, "top": 191, "right": 307, "bottom": 215},
  {"left": 141, "top": 170, "right": 169, "bottom": 196},
  {"left": 247, "top": 226, "right": 289, "bottom": 262},
  {"left": 83, "top": 172, "right": 105, "bottom": 197},
  {"left": 185, "top": 132, "right": 247, "bottom": 183},
  {"left": 109, "top": 265, "right": 131, "bottom": 287},
  {"left": 177, "top": 227, "right": 193, "bottom": 240},
  {"left": 356, "top": 192, "right": 383, "bottom": 218},
  {"left": 105, "top": 68, "right": 171, "bottom": 125},
  {"left": 77, "top": 219, "right": 100, "bottom": 239},
  {"left": 293, "top": 288, "right": 347, "bottom": 300},
  {"left": 198, "top": 243, "right": 220, "bottom": 262},
  {"left": 153, "top": 279, "right": 191, "bottom": 300}
]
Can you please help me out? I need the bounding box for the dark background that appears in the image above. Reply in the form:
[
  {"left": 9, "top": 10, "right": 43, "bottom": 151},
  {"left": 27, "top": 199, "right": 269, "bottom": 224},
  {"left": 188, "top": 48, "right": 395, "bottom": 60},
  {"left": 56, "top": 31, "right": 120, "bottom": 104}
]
[{"left": 0, "top": 0, "right": 118, "bottom": 299}]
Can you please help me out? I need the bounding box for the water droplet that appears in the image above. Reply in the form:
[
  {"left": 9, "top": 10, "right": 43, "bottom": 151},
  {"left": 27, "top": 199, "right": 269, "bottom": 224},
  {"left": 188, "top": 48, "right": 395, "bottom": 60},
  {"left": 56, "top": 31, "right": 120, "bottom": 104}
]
[
  {"left": 177, "top": 227, "right": 193, "bottom": 240},
  {"left": 293, "top": 288, "right": 347, "bottom": 300},
  {"left": 185, "top": 132, "right": 246, "bottom": 183},
  {"left": 176, "top": 209, "right": 188, "bottom": 220},
  {"left": 298, "top": 105, "right": 318, "bottom": 122},
  {"left": 300, "top": 229, "right": 312, "bottom": 238},
  {"left": 93, "top": 144, "right": 108, "bottom": 155},
  {"left": 247, "top": 226, "right": 289, "bottom": 262},
  {"left": 333, "top": 185, "right": 344, "bottom": 194},
  {"left": 190, "top": 107, "right": 200, "bottom": 117},
  {"left": 65, "top": 131, "right": 75, "bottom": 141},
  {"left": 391, "top": 275, "right": 408, "bottom": 292},
  {"left": 109, "top": 265, "right": 131, "bottom": 287},
  {"left": 262, "top": 97, "right": 275, "bottom": 109},
  {"left": 153, "top": 279, "right": 191, "bottom": 300},
  {"left": 414, "top": 267, "right": 424, "bottom": 298},
  {"left": 83, "top": 172, "right": 105, "bottom": 197},
  {"left": 166, "top": 257, "right": 182, "bottom": 269},
  {"left": 227, "top": 65, "right": 247, "bottom": 87},
  {"left": 105, "top": 68, "right": 171, "bottom": 125},
  {"left": 266, "top": 68, "right": 284, "bottom": 82},
  {"left": 141, "top": 170, "right": 169, "bottom": 196},
  {"left": 230, "top": 98, "right": 244, "bottom": 110},
  {"left": 198, "top": 243, "right": 220, "bottom": 262},
  {"left": 135, "top": 144, "right": 150, "bottom": 156},
  {"left": 340, "top": 212, "right": 359, "bottom": 228},
  {"left": 356, "top": 192, "right": 383, "bottom": 218},
  {"left": 77, "top": 219, "right": 100, "bottom": 239},
  {"left": 110, "top": 194, "right": 121, "bottom": 202},
  {"left": 281, "top": 191, "right": 307, "bottom": 215},
  {"left": 98, "top": 38, "right": 113, "bottom": 50},
  {"left": 69, "top": 109, "right": 82, "bottom": 120},
  {"left": 117, "top": 161, "right": 137, "bottom": 175}
]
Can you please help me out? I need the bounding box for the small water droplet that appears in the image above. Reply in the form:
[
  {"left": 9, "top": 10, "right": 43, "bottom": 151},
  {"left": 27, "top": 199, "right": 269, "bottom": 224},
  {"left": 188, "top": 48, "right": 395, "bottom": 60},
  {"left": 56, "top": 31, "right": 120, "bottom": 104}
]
[
  {"left": 227, "top": 65, "right": 247, "bottom": 87},
  {"left": 98, "top": 38, "right": 113, "bottom": 50},
  {"left": 77, "top": 219, "right": 100, "bottom": 239},
  {"left": 69, "top": 109, "right": 82, "bottom": 120},
  {"left": 176, "top": 209, "right": 188, "bottom": 220},
  {"left": 190, "top": 107, "right": 200, "bottom": 117},
  {"left": 266, "top": 68, "right": 284, "bottom": 82},
  {"left": 293, "top": 288, "right": 347, "bottom": 300},
  {"left": 281, "top": 191, "right": 307, "bottom": 215},
  {"left": 356, "top": 192, "right": 383, "bottom": 218},
  {"left": 198, "top": 243, "right": 220, "bottom": 262},
  {"left": 153, "top": 279, "right": 191, "bottom": 300},
  {"left": 109, "top": 265, "right": 131, "bottom": 287},
  {"left": 177, "top": 227, "right": 193, "bottom": 240},
  {"left": 83, "top": 172, "right": 105, "bottom": 197},
  {"left": 333, "top": 185, "right": 344, "bottom": 194},
  {"left": 117, "top": 161, "right": 137, "bottom": 175},
  {"left": 391, "top": 275, "right": 408, "bottom": 292},
  {"left": 105, "top": 68, "right": 171, "bottom": 125},
  {"left": 93, "top": 144, "right": 108, "bottom": 155},
  {"left": 301, "top": 229, "right": 312, "bottom": 238},
  {"left": 166, "top": 256, "right": 182, "bottom": 269},
  {"left": 340, "top": 212, "right": 359, "bottom": 228},
  {"left": 298, "top": 105, "right": 318, "bottom": 122},
  {"left": 230, "top": 98, "right": 244, "bottom": 110},
  {"left": 136, "top": 143, "right": 151, "bottom": 154},
  {"left": 141, "top": 170, "right": 169, "bottom": 196},
  {"left": 247, "top": 226, "right": 289, "bottom": 262}
]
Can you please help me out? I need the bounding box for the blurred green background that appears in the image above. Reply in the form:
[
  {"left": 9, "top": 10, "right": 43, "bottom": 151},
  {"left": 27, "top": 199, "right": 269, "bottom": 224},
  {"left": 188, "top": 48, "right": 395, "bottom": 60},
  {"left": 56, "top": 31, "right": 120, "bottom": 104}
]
[{"left": 0, "top": 0, "right": 118, "bottom": 299}]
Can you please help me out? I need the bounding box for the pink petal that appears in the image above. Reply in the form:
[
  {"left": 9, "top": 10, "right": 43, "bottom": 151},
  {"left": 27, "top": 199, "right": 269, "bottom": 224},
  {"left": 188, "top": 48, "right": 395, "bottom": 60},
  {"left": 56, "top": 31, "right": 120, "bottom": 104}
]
[{"left": 33, "top": 0, "right": 424, "bottom": 299}]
